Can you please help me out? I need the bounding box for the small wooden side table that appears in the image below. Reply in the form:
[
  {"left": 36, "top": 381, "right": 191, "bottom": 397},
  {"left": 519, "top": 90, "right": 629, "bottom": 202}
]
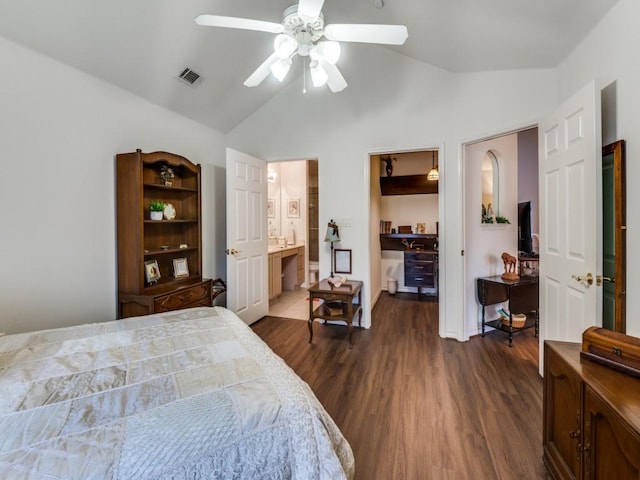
[{"left": 308, "top": 279, "right": 363, "bottom": 348}]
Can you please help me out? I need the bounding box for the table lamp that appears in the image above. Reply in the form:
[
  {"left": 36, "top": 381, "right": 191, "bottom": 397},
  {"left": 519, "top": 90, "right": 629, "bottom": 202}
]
[{"left": 324, "top": 219, "right": 340, "bottom": 278}]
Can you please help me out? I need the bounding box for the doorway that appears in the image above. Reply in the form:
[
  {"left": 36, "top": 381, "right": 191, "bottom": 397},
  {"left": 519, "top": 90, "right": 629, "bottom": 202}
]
[
  {"left": 267, "top": 159, "right": 319, "bottom": 319},
  {"left": 368, "top": 149, "right": 441, "bottom": 310},
  {"left": 462, "top": 128, "right": 539, "bottom": 339}
]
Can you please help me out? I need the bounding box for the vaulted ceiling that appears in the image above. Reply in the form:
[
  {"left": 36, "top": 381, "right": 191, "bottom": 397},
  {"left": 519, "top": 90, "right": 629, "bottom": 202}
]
[{"left": 0, "top": 0, "right": 620, "bottom": 133}]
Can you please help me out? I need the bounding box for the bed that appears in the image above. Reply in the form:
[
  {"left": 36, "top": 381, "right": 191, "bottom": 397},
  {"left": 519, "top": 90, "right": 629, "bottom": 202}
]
[{"left": 0, "top": 307, "right": 354, "bottom": 479}]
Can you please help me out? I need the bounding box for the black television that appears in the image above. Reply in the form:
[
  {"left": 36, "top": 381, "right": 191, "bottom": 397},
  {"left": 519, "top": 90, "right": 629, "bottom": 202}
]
[{"left": 518, "top": 201, "right": 534, "bottom": 255}]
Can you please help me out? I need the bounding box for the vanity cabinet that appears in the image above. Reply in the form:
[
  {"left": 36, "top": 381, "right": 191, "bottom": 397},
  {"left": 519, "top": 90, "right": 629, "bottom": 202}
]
[
  {"left": 268, "top": 251, "right": 282, "bottom": 300},
  {"left": 269, "top": 246, "right": 305, "bottom": 300},
  {"left": 543, "top": 341, "right": 640, "bottom": 479}
]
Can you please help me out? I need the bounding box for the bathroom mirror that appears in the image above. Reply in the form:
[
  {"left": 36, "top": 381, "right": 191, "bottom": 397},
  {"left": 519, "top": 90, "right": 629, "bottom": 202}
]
[{"left": 481, "top": 151, "right": 499, "bottom": 223}]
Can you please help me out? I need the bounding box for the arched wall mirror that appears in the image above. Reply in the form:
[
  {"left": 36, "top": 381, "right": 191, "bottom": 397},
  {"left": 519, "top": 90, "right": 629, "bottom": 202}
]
[{"left": 481, "top": 151, "right": 499, "bottom": 223}]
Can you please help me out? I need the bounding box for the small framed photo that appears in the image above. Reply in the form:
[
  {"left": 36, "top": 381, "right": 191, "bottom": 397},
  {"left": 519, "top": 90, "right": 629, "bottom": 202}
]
[
  {"left": 334, "top": 249, "right": 352, "bottom": 274},
  {"left": 144, "top": 259, "right": 161, "bottom": 284},
  {"left": 267, "top": 198, "right": 275, "bottom": 218},
  {"left": 173, "top": 258, "right": 189, "bottom": 278},
  {"left": 416, "top": 222, "right": 426, "bottom": 234},
  {"left": 287, "top": 198, "right": 300, "bottom": 218}
]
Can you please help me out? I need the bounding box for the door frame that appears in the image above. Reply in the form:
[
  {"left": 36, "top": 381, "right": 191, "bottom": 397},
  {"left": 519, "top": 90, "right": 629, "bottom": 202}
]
[
  {"left": 602, "top": 139, "right": 626, "bottom": 332},
  {"left": 364, "top": 142, "right": 445, "bottom": 336}
]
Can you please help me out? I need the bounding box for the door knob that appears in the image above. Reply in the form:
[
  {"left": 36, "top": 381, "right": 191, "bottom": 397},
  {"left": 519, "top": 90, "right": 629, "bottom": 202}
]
[
  {"left": 596, "top": 275, "right": 615, "bottom": 286},
  {"left": 225, "top": 248, "right": 240, "bottom": 256},
  {"left": 571, "top": 273, "right": 593, "bottom": 286}
]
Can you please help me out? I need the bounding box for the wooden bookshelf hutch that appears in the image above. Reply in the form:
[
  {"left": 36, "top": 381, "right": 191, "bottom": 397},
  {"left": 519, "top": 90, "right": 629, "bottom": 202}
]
[{"left": 116, "top": 149, "right": 212, "bottom": 318}]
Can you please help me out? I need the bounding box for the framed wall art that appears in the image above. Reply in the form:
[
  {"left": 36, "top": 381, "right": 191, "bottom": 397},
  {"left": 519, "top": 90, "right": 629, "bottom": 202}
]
[
  {"left": 267, "top": 198, "right": 275, "bottom": 218},
  {"left": 334, "top": 249, "right": 352, "bottom": 274},
  {"left": 144, "top": 259, "right": 161, "bottom": 284},
  {"left": 287, "top": 198, "right": 300, "bottom": 218},
  {"left": 173, "top": 258, "right": 189, "bottom": 278}
]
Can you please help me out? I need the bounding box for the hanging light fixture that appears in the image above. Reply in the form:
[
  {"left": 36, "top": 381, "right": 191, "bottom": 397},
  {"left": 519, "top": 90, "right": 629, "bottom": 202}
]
[{"left": 427, "top": 150, "right": 439, "bottom": 181}]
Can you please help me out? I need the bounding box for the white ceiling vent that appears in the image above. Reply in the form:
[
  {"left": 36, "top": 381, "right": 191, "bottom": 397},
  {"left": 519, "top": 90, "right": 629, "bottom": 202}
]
[{"left": 177, "top": 67, "right": 203, "bottom": 88}]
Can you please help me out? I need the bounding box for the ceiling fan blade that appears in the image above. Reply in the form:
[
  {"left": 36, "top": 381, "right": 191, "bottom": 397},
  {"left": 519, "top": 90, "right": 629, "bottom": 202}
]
[
  {"left": 324, "top": 24, "right": 408, "bottom": 45},
  {"left": 321, "top": 61, "right": 348, "bottom": 93},
  {"left": 195, "top": 14, "right": 284, "bottom": 34},
  {"left": 244, "top": 53, "right": 280, "bottom": 87},
  {"left": 298, "top": 0, "right": 325, "bottom": 20}
]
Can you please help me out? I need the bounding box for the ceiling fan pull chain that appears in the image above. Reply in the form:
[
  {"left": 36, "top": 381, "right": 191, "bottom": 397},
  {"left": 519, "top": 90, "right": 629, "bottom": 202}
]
[{"left": 303, "top": 57, "right": 307, "bottom": 94}]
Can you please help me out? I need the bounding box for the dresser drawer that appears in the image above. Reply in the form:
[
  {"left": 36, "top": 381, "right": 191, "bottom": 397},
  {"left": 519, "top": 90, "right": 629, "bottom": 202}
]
[
  {"left": 405, "top": 273, "right": 435, "bottom": 287},
  {"left": 405, "top": 261, "right": 434, "bottom": 274},
  {"left": 404, "top": 251, "right": 435, "bottom": 262},
  {"left": 154, "top": 282, "right": 212, "bottom": 312}
]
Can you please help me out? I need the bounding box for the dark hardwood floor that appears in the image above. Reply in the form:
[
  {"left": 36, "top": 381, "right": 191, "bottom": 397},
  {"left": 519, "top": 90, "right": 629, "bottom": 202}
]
[{"left": 252, "top": 292, "right": 548, "bottom": 480}]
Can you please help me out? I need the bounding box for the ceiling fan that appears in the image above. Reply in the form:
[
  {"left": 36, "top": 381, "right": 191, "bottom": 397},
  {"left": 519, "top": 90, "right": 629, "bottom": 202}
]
[{"left": 195, "top": 0, "right": 408, "bottom": 92}]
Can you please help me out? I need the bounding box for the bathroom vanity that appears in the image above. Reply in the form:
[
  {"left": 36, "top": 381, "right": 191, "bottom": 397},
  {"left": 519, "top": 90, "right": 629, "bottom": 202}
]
[{"left": 268, "top": 245, "right": 305, "bottom": 300}]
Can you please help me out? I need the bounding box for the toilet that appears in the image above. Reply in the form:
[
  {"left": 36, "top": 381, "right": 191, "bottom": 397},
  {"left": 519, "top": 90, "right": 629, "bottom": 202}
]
[{"left": 309, "top": 262, "right": 319, "bottom": 284}]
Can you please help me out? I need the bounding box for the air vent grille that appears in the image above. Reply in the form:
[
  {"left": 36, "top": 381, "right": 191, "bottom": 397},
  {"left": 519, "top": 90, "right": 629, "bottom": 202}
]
[{"left": 177, "top": 67, "right": 203, "bottom": 87}]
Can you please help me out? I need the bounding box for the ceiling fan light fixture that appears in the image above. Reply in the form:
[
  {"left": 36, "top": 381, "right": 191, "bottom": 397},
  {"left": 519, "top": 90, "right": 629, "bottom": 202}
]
[
  {"left": 270, "top": 58, "right": 292, "bottom": 82},
  {"left": 310, "top": 61, "right": 328, "bottom": 87},
  {"left": 316, "top": 41, "right": 341, "bottom": 64},
  {"left": 274, "top": 34, "right": 297, "bottom": 59}
]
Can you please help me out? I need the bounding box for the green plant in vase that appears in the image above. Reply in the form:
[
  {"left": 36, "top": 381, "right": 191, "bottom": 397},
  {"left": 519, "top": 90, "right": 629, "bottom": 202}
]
[{"left": 149, "top": 201, "right": 165, "bottom": 220}]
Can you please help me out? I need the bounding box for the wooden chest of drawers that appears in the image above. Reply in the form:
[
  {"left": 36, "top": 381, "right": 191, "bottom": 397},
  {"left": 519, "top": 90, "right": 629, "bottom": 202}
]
[
  {"left": 404, "top": 250, "right": 437, "bottom": 295},
  {"left": 119, "top": 278, "right": 213, "bottom": 318}
]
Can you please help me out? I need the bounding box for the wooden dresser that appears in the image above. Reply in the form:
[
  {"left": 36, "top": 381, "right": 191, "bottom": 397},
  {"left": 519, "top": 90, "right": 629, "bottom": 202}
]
[
  {"left": 403, "top": 250, "right": 438, "bottom": 296},
  {"left": 543, "top": 341, "right": 640, "bottom": 479},
  {"left": 116, "top": 150, "right": 212, "bottom": 318}
]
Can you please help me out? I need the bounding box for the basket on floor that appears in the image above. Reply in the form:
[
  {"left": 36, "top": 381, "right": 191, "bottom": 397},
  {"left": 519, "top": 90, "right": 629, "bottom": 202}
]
[{"left": 500, "top": 313, "right": 527, "bottom": 328}]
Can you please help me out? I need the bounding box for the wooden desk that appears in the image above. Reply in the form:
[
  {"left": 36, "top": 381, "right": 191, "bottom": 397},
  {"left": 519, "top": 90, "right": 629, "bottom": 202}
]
[
  {"left": 476, "top": 275, "right": 539, "bottom": 347},
  {"left": 308, "top": 279, "right": 363, "bottom": 348}
]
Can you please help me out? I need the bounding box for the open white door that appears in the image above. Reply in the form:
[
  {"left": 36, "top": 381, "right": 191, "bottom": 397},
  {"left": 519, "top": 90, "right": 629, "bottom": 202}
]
[
  {"left": 226, "top": 148, "right": 268, "bottom": 325},
  {"left": 538, "top": 81, "right": 602, "bottom": 370}
]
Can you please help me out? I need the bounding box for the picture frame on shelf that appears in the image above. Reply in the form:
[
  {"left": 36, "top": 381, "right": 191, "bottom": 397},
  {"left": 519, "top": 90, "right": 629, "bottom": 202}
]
[
  {"left": 287, "top": 198, "right": 300, "bottom": 218},
  {"left": 334, "top": 249, "right": 352, "bottom": 274},
  {"left": 267, "top": 198, "right": 275, "bottom": 218},
  {"left": 144, "top": 259, "right": 161, "bottom": 284},
  {"left": 173, "top": 258, "right": 189, "bottom": 278}
]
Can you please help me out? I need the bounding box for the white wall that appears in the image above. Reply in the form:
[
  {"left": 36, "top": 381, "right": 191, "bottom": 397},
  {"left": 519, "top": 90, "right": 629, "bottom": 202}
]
[
  {"left": 227, "top": 43, "right": 558, "bottom": 336},
  {"left": 279, "top": 160, "right": 307, "bottom": 247},
  {"left": 0, "top": 36, "right": 227, "bottom": 334},
  {"left": 557, "top": 0, "right": 640, "bottom": 336}
]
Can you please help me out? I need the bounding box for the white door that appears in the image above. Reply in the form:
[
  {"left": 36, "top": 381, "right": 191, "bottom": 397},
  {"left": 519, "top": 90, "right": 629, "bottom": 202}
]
[
  {"left": 538, "top": 81, "right": 602, "bottom": 369},
  {"left": 226, "top": 148, "right": 268, "bottom": 325}
]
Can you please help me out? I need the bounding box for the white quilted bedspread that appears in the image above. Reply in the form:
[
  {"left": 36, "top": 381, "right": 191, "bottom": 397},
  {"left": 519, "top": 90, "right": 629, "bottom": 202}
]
[{"left": 0, "top": 307, "right": 354, "bottom": 479}]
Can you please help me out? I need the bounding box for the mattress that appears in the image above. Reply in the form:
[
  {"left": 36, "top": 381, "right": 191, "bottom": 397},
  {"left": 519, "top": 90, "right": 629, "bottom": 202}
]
[{"left": 0, "top": 307, "right": 354, "bottom": 479}]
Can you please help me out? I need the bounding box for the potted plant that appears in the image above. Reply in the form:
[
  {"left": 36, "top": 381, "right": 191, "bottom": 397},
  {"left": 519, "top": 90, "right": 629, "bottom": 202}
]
[
  {"left": 160, "top": 165, "right": 175, "bottom": 186},
  {"left": 149, "top": 201, "right": 165, "bottom": 220}
]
